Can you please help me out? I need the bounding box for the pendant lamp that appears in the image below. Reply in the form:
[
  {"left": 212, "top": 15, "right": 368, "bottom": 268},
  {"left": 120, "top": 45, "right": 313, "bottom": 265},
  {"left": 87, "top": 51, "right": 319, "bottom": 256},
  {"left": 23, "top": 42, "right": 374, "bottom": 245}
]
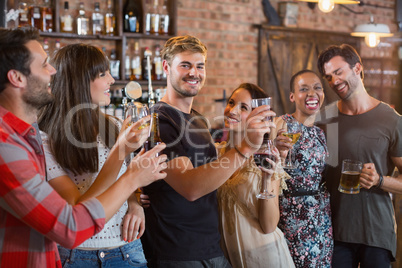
[
  {"left": 351, "top": 16, "right": 393, "bottom": 48},
  {"left": 297, "top": 0, "right": 360, "bottom": 13}
]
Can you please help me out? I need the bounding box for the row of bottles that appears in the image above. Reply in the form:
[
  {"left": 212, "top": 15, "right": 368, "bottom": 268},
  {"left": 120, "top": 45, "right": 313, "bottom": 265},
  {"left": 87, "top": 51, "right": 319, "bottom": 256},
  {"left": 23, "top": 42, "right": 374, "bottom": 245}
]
[
  {"left": 101, "top": 88, "right": 166, "bottom": 119},
  {"left": 124, "top": 0, "right": 170, "bottom": 35},
  {"left": 102, "top": 90, "right": 125, "bottom": 120},
  {"left": 18, "top": 0, "right": 53, "bottom": 32},
  {"left": 39, "top": 38, "right": 164, "bottom": 83},
  {"left": 18, "top": 0, "right": 116, "bottom": 36},
  {"left": 60, "top": 1, "right": 116, "bottom": 36},
  {"left": 130, "top": 43, "right": 164, "bottom": 81},
  {"left": 120, "top": 43, "right": 165, "bottom": 82},
  {"left": 18, "top": 0, "right": 171, "bottom": 36}
]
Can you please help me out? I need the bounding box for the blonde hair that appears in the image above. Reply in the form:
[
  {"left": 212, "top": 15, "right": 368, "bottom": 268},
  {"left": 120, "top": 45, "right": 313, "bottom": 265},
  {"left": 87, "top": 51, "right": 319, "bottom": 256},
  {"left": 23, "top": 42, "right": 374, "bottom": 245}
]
[{"left": 161, "top": 35, "right": 207, "bottom": 65}]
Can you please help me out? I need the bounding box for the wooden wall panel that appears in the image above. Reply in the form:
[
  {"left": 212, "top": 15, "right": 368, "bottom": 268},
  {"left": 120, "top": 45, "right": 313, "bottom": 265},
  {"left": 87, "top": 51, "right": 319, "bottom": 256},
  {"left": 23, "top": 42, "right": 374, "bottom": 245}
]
[{"left": 258, "top": 25, "right": 360, "bottom": 115}]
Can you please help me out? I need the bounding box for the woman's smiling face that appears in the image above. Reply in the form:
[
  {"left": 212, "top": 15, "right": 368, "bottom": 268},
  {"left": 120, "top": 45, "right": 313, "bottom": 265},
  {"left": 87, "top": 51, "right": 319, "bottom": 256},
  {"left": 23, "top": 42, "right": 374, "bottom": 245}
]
[
  {"left": 290, "top": 72, "right": 325, "bottom": 117},
  {"left": 224, "top": 88, "right": 253, "bottom": 134}
]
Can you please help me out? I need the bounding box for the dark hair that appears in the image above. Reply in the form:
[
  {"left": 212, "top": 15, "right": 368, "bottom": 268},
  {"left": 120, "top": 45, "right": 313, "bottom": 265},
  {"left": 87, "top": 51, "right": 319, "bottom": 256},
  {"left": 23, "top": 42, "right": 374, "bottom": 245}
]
[
  {"left": 161, "top": 35, "right": 207, "bottom": 65},
  {"left": 317, "top": 44, "right": 364, "bottom": 79},
  {"left": 0, "top": 27, "right": 39, "bottom": 93},
  {"left": 289, "top": 69, "right": 320, "bottom": 93},
  {"left": 38, "top": 43, "right": 119, "bottom": 175},
  {"left": 228, "top": 83, "right": 268, "bottom": 101}
]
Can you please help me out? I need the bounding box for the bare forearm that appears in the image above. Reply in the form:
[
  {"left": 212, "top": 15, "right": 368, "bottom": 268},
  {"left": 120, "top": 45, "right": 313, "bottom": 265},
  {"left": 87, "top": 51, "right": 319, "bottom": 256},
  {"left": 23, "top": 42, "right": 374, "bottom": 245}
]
[
  {"left": 127, "top": 192, "right": 141, "bottom": 210},
  {"left": 96, "top": 174, "right": 138, "bottom": 222},
  {"left": 379, "top": 174, "right": 402, "bottom": 195},
  {"left": 165, "top": 148, "right": 248, "bottom": 201},
  {"left": 258, "top": 179, "right": 280, "bottom": 233}
]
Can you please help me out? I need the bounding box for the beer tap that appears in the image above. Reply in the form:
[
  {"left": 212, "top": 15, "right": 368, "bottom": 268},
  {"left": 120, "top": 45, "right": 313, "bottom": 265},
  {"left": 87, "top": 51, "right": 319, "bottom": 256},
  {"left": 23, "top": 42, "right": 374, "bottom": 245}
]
[
  {"left": 145, "top": 49, "right": 155, "bottom": 108},
  {"left": 121, "top": 81, "right": 142, "bottom": 120}
]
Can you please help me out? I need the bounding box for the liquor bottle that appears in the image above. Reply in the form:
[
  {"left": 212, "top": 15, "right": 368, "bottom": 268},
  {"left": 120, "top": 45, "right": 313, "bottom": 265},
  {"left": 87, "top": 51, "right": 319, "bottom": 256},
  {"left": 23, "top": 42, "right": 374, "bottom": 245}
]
[
  {"left": 76, "top": 2, "right": 90, "bottom": 35},
  {"left": 150, "top": 0, "right": 160, "bottom": 34},
  {"left": 145, "top": 0, "right": 159, "bottom": 34},
  {"left": 159, "top": 0, "right": 170, "bottom": 35},
  {"left": 92, "top": 2, "right": 104, "bottom": 35},
  {"left": 142, "top": 47, "right": 152, "bottom": 81},
  {"left": 153, "top": 45, "right": 163, "bottom": 81},
  {"left": 109, "top": 49, "right": 120, "bottom": 80},
  {"left": 114, "top": 89, "right": 123, "bottom": 105},
  {"left": 18, "top": 2, "right": 30, "bottom": 27},
  {"left": 124, "top": 43, "right": 131, "bottom": 80},
  {"left": 60, "top": 1, "right": 73, "bottom": 33},
  {"left": 41, "top": 0, "right": 53, "bottom": 32},
  {"left": 114, "top": 90, "right": 124, "bottom": 120},
  {"left": 104, "top": 0, "right": 116, "bottom": 36},
  {"left": 29, "top": 4, "right": 42, "bottom": 30},
  {"left": 131, "top": 42, "right": 142, "bottom": 81},
  {"left": 144, "top": 0, "right": 151, "bottom": 34},
  {"left": 123, "top": 0, "right": 141, "bottom": 33},
  {"left": 143, "top": 112, "right": 162, "bottom": 153}
]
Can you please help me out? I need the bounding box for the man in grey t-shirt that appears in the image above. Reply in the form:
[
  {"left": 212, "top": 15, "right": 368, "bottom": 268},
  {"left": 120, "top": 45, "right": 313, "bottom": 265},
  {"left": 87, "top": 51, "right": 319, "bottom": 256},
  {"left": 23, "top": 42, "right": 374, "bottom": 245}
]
[{"left": 316, "top": 44, "right": 402, "bottom": 267}]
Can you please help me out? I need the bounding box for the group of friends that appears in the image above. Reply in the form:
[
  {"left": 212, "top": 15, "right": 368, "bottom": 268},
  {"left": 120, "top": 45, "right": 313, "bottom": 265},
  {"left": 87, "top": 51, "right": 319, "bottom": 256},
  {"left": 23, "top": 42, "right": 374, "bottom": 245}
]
[{"left": 0, "top": 26, "right": 401, "bottom": 268}]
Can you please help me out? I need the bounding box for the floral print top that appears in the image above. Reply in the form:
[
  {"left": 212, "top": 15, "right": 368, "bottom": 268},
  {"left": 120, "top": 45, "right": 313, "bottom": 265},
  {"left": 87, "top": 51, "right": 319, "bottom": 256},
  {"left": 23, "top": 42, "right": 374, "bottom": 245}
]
[{"left": 278, "top": 114, "right": 333, "bottom": 268}]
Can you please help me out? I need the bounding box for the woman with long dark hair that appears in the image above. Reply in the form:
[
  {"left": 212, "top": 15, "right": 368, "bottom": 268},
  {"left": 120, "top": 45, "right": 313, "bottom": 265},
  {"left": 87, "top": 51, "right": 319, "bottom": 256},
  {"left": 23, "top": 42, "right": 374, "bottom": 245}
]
[{"left": 38, "top": 43, "right": 152, "bottom": 267}]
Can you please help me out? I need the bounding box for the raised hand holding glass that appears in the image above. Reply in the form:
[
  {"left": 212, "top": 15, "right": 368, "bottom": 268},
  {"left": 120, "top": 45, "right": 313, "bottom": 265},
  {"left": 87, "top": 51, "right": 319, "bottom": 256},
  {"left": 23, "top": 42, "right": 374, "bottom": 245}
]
[{"left": 282, "top": 117, "right": 301, "bottom": 169}]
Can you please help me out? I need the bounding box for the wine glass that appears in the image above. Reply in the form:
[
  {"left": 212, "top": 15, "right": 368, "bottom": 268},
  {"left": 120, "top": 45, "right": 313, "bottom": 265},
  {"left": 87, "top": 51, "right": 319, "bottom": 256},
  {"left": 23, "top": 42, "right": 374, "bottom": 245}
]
[
  {"left": 126, "top": 102, "right": 149, "bottom": 128},
  {"left": 254, "top": 139, "right": 276, "bottom": 199},
  {"left": 251, "top": 97, "right": 275, "bottom": 199},
  {"left": 251, "top": 97, "right": 272, "bottom": 122},
  {"left": 282, "top": 117, "right": 301, "bottom": 169}
]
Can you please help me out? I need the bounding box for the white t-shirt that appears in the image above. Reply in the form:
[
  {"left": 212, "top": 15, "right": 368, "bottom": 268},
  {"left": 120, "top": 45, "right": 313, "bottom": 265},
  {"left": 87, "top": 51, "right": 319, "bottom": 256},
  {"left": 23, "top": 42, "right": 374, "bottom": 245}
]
[{"left": 41, "top": 129, "right": 130, "bottom": 249}]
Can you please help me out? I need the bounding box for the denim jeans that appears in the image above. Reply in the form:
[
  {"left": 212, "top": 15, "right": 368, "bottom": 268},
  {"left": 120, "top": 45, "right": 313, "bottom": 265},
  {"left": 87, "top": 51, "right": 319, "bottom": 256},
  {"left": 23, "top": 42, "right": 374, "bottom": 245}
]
[
  {"left": 332, "top": 241, "right": 392, "bottom": 268},
  {"left": 147, "top": 255, "right": 232, "bottom": 268},
  {"left": 58, "top": 239, "right": 147, "bottom": 268}
]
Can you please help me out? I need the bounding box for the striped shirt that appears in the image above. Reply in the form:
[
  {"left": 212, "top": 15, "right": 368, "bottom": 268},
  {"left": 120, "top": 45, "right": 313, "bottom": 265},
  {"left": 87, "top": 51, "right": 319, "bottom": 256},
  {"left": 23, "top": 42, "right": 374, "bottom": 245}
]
[{"left": 0, "top": 106, "right": 106, "bottom": 268}]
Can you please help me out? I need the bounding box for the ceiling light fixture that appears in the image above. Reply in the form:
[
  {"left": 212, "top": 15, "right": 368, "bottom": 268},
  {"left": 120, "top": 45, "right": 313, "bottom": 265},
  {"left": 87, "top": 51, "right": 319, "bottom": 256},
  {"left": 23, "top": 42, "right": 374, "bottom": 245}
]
[
  {"left": 297, "top": 0, "right": 360, "bottom": 13},
  {"left": 351, "top": 16, "right": 393, "bottom": 48}
]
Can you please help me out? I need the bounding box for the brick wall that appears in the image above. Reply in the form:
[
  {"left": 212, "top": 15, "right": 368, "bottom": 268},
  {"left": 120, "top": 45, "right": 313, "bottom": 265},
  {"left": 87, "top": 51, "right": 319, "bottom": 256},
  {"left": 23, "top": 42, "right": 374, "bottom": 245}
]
[{"left": 176, "top": 0, "right": 397, "bottom": 126}]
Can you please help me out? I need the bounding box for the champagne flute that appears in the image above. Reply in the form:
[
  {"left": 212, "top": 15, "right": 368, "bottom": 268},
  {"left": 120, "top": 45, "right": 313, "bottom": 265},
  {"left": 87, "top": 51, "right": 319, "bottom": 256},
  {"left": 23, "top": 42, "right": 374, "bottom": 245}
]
[{"left": 282, "top": 117, "right": 301, "bottom": 169}]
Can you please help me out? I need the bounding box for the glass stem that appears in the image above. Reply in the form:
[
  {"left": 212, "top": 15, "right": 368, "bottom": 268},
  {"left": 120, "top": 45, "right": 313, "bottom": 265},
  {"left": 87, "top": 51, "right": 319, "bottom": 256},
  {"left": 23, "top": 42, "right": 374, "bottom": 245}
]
[{"left": 288, "top": 149, "right": 292, "bottom": 164}]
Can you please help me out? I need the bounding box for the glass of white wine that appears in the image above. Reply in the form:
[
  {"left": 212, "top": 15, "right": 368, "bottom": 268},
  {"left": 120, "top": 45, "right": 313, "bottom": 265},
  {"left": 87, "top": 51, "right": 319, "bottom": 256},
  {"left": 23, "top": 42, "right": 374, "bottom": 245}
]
[
  {"left": 126, "top": 102, "right": 149, "bottom": 129},
  {"left": 282, "top": 117, "right": 301, "bottom": 169}
]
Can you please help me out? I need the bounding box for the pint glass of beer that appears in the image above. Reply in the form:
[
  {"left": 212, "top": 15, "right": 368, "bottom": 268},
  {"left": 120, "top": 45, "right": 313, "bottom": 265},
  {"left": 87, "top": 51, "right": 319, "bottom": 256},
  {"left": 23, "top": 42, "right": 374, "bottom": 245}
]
[{"left": 338, "top": 159, "right": 363, "bottom": 194}]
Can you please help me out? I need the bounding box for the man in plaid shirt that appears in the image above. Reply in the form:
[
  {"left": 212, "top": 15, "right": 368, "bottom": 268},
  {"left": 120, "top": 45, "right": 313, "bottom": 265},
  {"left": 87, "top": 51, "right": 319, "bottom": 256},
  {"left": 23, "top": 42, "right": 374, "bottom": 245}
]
[{"left": 0, "top": 27, "right": 167, "bottom": 268}]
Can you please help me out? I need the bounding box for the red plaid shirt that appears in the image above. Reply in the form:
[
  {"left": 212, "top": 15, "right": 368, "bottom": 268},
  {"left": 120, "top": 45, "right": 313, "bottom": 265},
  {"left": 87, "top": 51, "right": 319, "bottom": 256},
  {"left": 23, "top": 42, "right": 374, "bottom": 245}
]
[{"left": 0, "top": 106, "right": 106, "bottom": 268}]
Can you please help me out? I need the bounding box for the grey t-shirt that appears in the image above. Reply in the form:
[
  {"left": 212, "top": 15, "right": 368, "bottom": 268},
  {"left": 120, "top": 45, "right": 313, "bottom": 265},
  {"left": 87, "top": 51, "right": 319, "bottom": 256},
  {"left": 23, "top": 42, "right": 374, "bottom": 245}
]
[{"left": 316, "top": 102, "right": 402, "bottom": 259}]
